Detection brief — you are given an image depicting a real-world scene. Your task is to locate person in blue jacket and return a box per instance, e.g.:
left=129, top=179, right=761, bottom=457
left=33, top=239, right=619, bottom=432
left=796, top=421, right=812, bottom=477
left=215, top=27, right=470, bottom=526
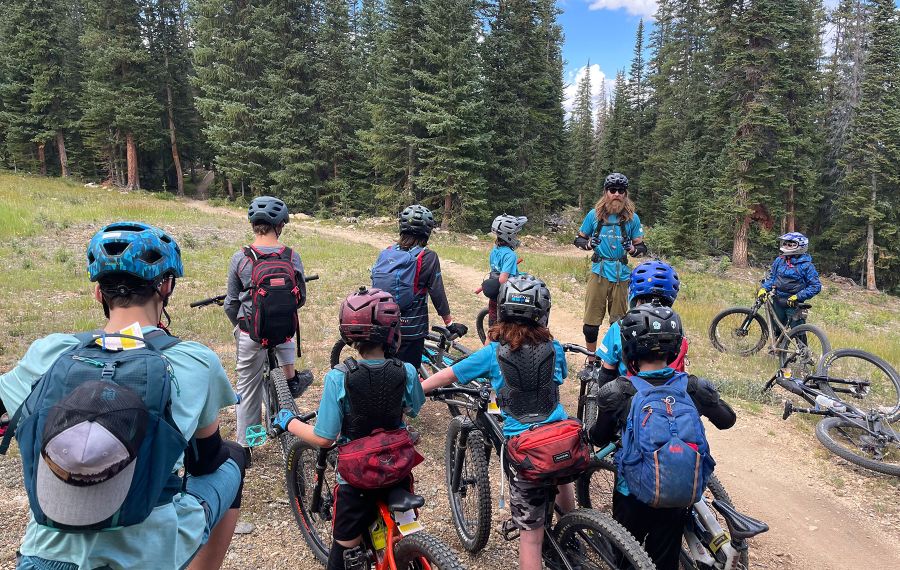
left=758, top=232, right=822, bottom=329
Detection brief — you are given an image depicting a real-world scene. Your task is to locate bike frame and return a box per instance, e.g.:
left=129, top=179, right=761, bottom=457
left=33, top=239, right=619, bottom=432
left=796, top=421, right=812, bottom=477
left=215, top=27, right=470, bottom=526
left=745, top=296, right=809, bottom=354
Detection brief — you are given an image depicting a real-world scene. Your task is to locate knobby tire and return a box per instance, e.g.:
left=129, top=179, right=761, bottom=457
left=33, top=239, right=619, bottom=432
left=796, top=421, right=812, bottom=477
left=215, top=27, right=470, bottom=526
left=708, top=307, right=768, bottom=356
left=777, top=324, right=831, bottom=380
left=553, top=508, right=656, bottom=570
left=815, top=348, right=900, bottom=422
left=393, top=532, right=468, bottom=570
left=445, top=415, right=492, bottom=553
left=815, top=416, right=900, bottom=477
left=286, top=440, right=334, bottom=563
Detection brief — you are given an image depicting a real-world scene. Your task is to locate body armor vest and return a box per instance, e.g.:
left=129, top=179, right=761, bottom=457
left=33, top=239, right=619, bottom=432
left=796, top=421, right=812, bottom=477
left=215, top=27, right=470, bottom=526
left=496, top=341, right=559, bottom=424
left=340, top=358, right=407, bottom=440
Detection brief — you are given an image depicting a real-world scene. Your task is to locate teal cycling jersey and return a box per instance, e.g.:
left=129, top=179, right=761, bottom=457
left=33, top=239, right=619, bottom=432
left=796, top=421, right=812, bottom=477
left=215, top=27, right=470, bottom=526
left=596, top=321, right=628, bottom=376
left=489, top=245, right=519, bottom=276
left=578, top=210, right=644, bottom=282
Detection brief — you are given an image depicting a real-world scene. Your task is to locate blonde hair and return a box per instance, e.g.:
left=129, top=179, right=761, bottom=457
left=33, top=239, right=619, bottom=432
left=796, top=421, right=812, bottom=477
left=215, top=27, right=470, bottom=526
left=593, top=192, right=635, bottom=223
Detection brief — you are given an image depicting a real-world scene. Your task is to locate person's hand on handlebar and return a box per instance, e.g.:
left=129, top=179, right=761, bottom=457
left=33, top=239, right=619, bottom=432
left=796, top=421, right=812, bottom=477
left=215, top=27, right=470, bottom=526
left=447, top=322, right=468, bottom=338
left=272, top=409, right=300, bottom=436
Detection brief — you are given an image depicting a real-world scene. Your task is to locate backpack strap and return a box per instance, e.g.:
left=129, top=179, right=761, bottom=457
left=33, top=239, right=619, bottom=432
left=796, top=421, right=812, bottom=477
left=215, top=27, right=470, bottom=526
left=144, top=330, right=181, bottom=352
left=413, top=247, right=428, bottom=295
left=0, top=404, right=23, bottom=454
left=628, top=375, right=654, bottom=394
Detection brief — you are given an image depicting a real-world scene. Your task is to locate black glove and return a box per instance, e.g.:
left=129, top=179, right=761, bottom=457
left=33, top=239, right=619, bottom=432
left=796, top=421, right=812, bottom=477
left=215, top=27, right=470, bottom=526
left=589, top=236, right=601, bottom=248
left=447, top=322, right=468, bottom=338
left=630, top=242, right=648, bottom=257
left=573, top=236, right=591, bottom=250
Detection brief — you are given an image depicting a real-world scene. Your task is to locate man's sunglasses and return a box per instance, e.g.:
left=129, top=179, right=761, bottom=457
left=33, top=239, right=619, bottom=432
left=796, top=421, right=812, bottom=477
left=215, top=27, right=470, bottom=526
left=606, top=187, right=627, bottom=195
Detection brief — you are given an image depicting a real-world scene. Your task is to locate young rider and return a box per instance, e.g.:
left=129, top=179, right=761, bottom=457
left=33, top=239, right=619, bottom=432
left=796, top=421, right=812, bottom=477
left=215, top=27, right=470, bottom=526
left=0, top=222, right=246, bottom=570
left=373, top=204, right=466, bottom=370
left=595, top=260, right=686, bottom=387
left=758, top=232, right=821, bottom=329
left=272, top=287, right=425, bottom=570
left=224, top=196, right=309, bottom=457
left=480, top=214, right=527, bottom=331
left=422, top=275, right=576, bottom=570
left=573, top=173, right=646, bottom=374
left=589, top=304, right=736, bottom=570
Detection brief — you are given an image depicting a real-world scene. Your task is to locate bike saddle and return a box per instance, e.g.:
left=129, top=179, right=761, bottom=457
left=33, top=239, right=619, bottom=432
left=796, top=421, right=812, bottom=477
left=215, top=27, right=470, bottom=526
left=386, top=487, right=425, bottom=512
left=712, top=500, right=769, bottom=540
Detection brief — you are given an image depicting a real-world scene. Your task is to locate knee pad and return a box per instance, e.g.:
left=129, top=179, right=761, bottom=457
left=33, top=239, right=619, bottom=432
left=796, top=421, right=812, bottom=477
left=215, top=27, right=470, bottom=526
left=223, top=440, right=247, bottom=509
left=583, top=324, right=600, bottom=344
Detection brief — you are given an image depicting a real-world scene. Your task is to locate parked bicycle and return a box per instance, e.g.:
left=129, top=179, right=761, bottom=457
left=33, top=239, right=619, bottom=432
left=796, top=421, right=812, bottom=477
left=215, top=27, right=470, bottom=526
left=431, top=385, right=656, bottom=569
left=708, top=293, right=830, bottom=378
left=763, top=348, right=900, bottom=476
left=281, top=415, right=467, bottom=569
left=190, top=273, right=318, bottom=456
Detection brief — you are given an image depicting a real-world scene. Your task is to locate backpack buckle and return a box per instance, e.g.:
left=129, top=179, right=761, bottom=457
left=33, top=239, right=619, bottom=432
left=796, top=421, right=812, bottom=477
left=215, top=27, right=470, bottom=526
left=101, top=362, right=117, bottom=381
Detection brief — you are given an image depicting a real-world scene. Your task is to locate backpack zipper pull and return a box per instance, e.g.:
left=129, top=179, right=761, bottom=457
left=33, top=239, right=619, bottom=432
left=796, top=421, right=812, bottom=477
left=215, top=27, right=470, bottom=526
left=72, top=355, right=105, bottom=367
left=641, top=405, right=653, bottom=427
left=663, top=396, right=675, bottom=416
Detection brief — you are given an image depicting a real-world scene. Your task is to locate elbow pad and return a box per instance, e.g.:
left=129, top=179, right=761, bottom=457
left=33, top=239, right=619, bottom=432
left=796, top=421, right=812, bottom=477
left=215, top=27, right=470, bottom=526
left=185, top=429, right=230, bottom=477
left=597, top=365, right=619, bottom=387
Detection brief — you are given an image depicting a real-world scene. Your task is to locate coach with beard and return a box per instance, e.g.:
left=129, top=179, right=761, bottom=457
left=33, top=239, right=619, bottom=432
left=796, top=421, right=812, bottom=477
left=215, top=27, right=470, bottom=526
left=573, top=173, right=647, bottom=370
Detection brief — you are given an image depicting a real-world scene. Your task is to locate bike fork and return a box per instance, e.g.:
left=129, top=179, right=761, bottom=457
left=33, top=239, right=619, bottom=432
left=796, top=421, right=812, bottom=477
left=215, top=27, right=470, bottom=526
left=450, top=427, right=470, bottom=493
left=310, top=449, right=329, bottom=513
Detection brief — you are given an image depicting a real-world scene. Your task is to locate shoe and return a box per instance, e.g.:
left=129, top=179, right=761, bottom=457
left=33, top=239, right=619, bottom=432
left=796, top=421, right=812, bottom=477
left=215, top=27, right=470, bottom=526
left=288, top=370, right=314, bottom=398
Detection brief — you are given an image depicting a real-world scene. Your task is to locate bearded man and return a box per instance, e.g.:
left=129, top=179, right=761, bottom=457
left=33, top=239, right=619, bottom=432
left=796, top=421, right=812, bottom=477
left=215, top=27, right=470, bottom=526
left=573, top=173, right=647, bottom=371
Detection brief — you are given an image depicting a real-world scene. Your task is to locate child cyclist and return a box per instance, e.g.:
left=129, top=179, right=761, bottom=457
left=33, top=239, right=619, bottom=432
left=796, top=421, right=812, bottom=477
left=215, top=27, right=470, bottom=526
left=224, top=196, right=310, bottom=458
left=272, top=287, right=425, bottom=570
left=590, top=304, right=736, bottom=570
left=0, top=222, right=246, bottom=570
left=372, top=204, right=466, bottom=370
left=479, top=215, right=528, bottom=330
left=758, top=232, right=821, bottom=330
left=593, top=260, right=686, bottom=386
left=423, top=274, right=587, bottom=570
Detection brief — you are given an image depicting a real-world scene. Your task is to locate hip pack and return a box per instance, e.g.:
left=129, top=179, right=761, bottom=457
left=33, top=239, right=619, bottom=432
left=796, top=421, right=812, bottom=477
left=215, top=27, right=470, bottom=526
left=617, top=372, right=714, bottom=508
left=337, top=428, right=423, bottom=490
left=506, top=419, right=592, bottom=482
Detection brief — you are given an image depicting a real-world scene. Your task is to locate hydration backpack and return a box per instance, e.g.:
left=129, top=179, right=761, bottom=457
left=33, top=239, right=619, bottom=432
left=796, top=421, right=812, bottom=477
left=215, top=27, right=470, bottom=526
left=242, top=246, right=300, bottom=347
left=371, top=245, right=426, bottom=312
left=1, top=331, right=187, bottom=532
left=617, top=372, right=714, bottom=508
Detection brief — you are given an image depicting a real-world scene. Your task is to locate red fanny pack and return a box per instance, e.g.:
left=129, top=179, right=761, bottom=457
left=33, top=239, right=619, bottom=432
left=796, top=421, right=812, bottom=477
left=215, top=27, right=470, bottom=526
left=506, top=419, right=592, bottom=482
left=337, top=428, right=424, bottom=490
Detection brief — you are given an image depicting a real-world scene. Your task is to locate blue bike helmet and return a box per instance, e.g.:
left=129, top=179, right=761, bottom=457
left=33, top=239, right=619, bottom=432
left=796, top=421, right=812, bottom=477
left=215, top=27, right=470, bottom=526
left=778, top=232, right=808, bottom=255
left=87, top=221, right=184, bottom=283
left=628, top=260, right=680, bottom=308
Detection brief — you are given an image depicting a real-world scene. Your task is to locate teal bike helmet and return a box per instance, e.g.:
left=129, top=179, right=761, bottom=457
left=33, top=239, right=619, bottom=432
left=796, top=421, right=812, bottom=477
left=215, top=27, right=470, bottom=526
left=87, top=221, right=184, bottom=284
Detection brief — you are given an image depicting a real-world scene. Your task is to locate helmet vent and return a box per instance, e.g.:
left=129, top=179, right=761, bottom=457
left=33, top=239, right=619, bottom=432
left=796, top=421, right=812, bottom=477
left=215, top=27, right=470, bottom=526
left=139, top=249, right=163, bottom=264
left=102, top=242, right=129, bottom=256
left=105, top=223, right=146, bottom=233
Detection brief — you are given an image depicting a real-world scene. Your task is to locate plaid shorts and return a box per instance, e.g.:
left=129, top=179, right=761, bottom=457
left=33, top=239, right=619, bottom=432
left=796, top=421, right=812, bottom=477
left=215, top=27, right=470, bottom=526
left=509, top=475, right=554, bottom=531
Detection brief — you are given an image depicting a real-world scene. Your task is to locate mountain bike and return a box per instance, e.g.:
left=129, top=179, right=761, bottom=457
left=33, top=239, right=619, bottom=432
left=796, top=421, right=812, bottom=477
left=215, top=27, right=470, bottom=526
left=190, top=273, right=318, bottom=457
left=763, top=348, right=900, bottom=476
left=431, top=385, right=656, bottom=569
left=282, top=415, right=467, bottom=569
left=708, top=294, right=830, bottom=378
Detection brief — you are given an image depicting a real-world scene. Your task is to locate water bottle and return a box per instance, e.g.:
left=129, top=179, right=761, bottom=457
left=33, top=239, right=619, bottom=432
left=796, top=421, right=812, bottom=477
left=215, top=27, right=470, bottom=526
left=815, top=394, right=846, bottom=413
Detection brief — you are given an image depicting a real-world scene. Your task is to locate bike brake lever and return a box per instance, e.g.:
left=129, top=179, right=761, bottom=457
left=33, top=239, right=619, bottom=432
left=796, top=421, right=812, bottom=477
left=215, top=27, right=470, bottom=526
left=782, top=400, right=794, bottom=420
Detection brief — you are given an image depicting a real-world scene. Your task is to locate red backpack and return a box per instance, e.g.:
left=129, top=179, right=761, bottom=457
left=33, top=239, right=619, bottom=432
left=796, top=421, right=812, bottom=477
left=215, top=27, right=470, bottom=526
left=241, top=246, right=300, bottom=347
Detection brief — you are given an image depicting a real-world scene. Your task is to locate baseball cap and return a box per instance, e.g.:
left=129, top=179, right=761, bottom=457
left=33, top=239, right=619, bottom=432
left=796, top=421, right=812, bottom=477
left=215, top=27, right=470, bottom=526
left=36, top=380, right=148, bottom=527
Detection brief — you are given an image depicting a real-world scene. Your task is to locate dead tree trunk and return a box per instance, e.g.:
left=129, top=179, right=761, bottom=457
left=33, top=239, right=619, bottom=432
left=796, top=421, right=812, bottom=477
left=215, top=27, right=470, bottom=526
left=442, top=192, right=452, bottom=230
left=164, top=55, right=185, bottom=197
left=125, top=132, right=140, bottom=190
left=37, top=143, right=47, bottom=176
left=785, top=185, right=795, bottom=232
left=732, top=187, right=750, bottom=267
left=226, top=178, right=235, bottom=200
left=865, top=174, right=877, bottom=291
left=56, top=131, right=69, bottom=177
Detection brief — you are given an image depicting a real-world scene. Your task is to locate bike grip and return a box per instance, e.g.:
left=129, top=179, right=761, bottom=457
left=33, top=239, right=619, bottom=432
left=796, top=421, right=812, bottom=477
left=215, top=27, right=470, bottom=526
left=298, top=411, right=317, bottom=423
left=190, top=297, right=215, bottom=308
left=304, top=274, right=319, bottom=282
left=595, top=443, right=617, bottom=461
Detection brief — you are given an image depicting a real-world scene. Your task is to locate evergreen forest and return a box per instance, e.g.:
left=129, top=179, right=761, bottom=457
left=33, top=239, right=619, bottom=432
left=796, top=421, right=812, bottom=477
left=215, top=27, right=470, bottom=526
left=0, top=0, right=898, bottom=292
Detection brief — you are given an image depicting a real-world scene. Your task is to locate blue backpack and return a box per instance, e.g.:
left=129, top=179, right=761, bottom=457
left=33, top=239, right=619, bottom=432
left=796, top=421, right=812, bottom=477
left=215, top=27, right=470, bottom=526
left=0, top=331, right=188, bottom=532
left=371, top=245, right=426, bottom=311
left=616, top=372, right=714, bottom=508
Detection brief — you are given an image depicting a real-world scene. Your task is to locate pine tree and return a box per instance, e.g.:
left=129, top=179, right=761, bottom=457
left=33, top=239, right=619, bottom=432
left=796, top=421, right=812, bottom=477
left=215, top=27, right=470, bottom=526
left=833, top=0, right=900, bottom=291
left=568, top=65, right=595, bottom=210
left=599, top=70, right=630, bottom=178
left=412, top=0, right=488, bottom=228
left=626, top=20, right=651, bottom=216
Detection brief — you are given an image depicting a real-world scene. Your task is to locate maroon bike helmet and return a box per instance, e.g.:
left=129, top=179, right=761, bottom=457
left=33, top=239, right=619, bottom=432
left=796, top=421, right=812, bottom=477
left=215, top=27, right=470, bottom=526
left=339, top=287, right=402, bottom=354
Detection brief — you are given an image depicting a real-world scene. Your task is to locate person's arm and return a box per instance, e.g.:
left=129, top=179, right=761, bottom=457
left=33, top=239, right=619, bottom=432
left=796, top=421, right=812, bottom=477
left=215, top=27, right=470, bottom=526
left=223, top=253, right=244, bottom=326
left=688, top=376, right=737, bottom=430
left=574, top=211, right=595, bottom=250
left=797, top=261, right=822, bottom=301
left=423, top=344, right=493, bottom=393
left=282, top=370, right=342, bottom=447
left=588, top=381, right=628, bottom=446
left=626, top=215, right=647, bottom=256
left=292, top=250, right=307, bottom=308
left=403, top=363, right=426, bottom=417
left=498, top=272, right=510, bottom=285
left=420, top=251, right=453, bottom=322
left=420, top=366, right=458, bottom=394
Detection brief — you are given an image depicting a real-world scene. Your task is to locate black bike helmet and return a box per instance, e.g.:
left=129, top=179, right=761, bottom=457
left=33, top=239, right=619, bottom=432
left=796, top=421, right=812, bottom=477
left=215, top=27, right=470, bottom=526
left=248, top=196, right=290, bottom=225
left=603, top=173, right=629, bottom=190
left=399, top=204, right=435, bottom=237
left=497, top=274, right=552, bottom=326
left=620, top=303, right=683, bottom=373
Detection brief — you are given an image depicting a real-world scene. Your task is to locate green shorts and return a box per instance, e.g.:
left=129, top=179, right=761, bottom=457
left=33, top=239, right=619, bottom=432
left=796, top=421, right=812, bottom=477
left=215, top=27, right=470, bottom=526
left=584, top=272, right=627, bottom=326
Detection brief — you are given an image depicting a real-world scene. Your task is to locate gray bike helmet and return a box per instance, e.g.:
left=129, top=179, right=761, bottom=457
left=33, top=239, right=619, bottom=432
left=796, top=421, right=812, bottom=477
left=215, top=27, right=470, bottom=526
left=498, top=274, right=552, bottom=326
left=603, top=172, right=629, bottom=190
left=399, top=204, right=435, bottom=237
left=248, top=196, right=290, bottom=225
left=492, top=214, right=528, bottom=249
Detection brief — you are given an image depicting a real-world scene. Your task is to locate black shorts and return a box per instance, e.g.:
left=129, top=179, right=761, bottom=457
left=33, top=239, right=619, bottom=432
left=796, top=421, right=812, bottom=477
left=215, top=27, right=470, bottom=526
left=332, top=477, right=413, bottom=541
left=394, top=337, right=426, bottom=373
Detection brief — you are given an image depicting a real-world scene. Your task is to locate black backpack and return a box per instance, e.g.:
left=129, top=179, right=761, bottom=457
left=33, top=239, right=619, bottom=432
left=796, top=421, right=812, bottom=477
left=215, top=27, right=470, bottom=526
left=241, top=246, right=300, bottom=347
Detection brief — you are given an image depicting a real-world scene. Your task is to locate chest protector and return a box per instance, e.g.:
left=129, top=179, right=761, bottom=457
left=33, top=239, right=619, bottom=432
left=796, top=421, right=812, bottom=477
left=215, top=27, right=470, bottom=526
left=496, top=342, right=559, bottom=424
left=340, top=358, right=407, bottom=441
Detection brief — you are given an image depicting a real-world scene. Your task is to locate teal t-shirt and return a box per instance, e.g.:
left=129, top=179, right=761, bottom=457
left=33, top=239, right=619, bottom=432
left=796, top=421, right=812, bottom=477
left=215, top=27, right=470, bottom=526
left=489, top=245, right=519, bottom=277
left=578, top=210, right=644, bottom=282
left=450, top=341, right=569, bottom=437
left=596, top=321, right=628, bottom=376
left=0, top=326, right=238, bottom=570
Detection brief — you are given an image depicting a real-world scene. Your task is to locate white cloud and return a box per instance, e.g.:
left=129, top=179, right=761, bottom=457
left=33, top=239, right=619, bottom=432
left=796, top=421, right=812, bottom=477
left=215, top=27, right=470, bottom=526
left=563, top=63, right=608, bottom=118
left=587, top=0, right=658, bottom=18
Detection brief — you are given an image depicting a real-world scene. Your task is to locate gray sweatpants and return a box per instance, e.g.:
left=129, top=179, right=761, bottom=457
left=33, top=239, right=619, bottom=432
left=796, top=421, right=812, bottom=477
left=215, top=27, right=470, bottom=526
left=234, top=326, right=296, bottom=446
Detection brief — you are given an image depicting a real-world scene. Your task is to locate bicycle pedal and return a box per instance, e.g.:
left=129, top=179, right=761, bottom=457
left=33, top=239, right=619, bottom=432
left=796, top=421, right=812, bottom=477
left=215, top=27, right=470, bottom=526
left=245, top=424, right=267, bottom=448
left=501, top=519, right=520, bottom=541
left=343, top=546, right=367, bottom=570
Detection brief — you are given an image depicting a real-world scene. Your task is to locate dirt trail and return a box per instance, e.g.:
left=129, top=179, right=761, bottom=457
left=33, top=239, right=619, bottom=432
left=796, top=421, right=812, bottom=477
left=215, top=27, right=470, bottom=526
left=189, top=201, right=900, bottom=568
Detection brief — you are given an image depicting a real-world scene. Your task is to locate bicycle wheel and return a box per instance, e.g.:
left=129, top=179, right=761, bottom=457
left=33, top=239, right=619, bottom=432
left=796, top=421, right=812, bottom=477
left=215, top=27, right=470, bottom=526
left=476, top=307, right=489, bottom=344
left=394, top=531, right=467, bottom=569
left=815, top=416, right=900, bottom=476
left=269, top=364, right=299, bottom=457
left=553, top=508, right=655, bottom=569
left=582, top=379, right=600, bottom=431
left=777, top=324, right=831, bottom=381
left=708, top=308, right=768, bottom=356
left=329, top=339, right=349, bottom=368
left=445, top=415, right=492, bottom=553
left=574, top=454, right=616, bottom=512
left=816, top=348, right=900, bottom=422
left=286, top=439, right=336, bottom=563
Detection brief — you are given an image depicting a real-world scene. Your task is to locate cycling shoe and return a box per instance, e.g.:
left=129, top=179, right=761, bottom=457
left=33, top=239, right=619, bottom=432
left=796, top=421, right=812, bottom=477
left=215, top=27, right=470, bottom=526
left=288, top=369, right=314, bottom=398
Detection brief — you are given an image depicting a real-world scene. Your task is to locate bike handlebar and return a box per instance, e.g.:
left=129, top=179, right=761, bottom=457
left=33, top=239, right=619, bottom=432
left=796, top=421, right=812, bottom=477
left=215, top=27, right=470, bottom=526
left=190, top=274, right=319, bottom=308
left=562, top=343, right=593, bottom=357
left=430, top=385, right=489, bottom=400
left=298, top=411, right=317, bottom=423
